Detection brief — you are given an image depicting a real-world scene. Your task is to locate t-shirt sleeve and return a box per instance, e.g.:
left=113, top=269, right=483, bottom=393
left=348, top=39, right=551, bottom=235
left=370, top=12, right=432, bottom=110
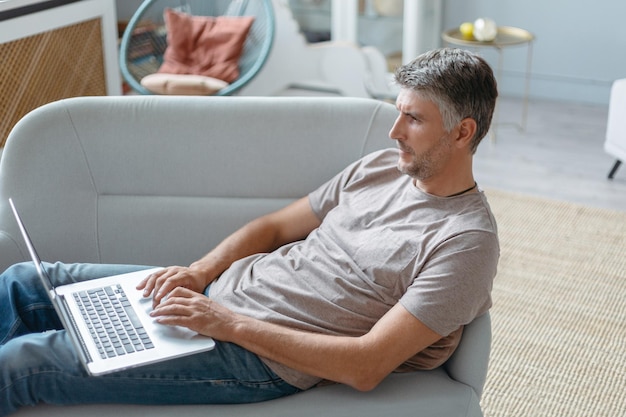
left=399, top=230, right=499, bottom=337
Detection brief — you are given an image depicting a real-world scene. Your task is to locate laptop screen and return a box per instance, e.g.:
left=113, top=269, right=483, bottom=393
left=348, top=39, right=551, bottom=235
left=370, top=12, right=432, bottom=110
left=9, top=198, right=57, bottom=296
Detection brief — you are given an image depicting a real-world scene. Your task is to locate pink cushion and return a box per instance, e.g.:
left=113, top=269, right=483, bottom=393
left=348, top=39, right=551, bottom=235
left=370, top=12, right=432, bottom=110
left=158, top=8, right=255, bottom=83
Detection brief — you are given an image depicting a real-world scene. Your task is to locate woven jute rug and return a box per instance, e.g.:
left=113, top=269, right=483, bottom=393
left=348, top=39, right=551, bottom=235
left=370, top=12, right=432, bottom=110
left=481, top=189, right=626, bottom=417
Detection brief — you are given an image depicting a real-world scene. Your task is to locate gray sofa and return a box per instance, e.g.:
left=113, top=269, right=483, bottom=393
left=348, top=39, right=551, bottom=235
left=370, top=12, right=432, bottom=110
left=0, top=96, right=490, bottom=417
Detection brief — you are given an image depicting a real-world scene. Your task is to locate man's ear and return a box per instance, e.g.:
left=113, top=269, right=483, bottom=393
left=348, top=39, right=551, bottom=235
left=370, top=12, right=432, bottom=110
left=455, top=118, right=477, bottom=149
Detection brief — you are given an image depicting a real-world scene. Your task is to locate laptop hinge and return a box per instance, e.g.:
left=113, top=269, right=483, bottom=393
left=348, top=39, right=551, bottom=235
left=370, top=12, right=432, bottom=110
left=59, top=293, right=93, bottom=364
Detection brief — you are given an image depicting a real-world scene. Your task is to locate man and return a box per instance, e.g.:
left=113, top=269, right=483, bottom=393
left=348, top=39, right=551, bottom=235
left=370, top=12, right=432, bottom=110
left=0, top=48, right=499, bottom=415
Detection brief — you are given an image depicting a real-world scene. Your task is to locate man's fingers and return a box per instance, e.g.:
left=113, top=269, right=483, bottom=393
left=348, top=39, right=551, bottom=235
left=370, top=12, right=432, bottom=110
left=136, top=270, right=160, bottom=292
left=137, top=268, right=169, bottom=294
left=150, top=285, right=189, bottom=309
left=151, top=293, right=195, bottom=320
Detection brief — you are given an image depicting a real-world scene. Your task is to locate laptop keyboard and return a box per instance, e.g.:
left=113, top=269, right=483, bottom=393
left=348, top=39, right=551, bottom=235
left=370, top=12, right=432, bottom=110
left=73, top=285, right=154, bottom=359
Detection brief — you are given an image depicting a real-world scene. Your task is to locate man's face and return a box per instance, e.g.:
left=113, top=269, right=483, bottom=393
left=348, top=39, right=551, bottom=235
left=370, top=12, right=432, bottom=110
left=389, top=89, right=454, bottom=181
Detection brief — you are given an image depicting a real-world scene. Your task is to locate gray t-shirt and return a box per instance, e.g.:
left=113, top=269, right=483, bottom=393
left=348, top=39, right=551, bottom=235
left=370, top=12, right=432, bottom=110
left=209, top=149, right=499, bottom=389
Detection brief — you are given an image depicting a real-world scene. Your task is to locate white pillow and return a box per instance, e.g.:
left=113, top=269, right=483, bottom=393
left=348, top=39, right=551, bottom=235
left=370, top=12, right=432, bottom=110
left=140, top=73, right=229, bottom=95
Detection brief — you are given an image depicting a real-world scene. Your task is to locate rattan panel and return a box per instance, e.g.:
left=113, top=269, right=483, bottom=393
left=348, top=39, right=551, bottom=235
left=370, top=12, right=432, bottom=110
left=0, top=18, right=106, bottom=148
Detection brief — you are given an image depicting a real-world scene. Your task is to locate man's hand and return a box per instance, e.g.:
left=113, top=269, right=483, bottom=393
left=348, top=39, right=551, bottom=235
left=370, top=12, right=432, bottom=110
left=136, top=266, right=210, bottom=309
left=149, top=287, right=237, bottom=340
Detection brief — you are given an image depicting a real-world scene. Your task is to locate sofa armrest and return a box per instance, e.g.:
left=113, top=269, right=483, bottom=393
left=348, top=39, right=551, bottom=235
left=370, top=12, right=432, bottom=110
left=444, top=313, right=492, bottom=399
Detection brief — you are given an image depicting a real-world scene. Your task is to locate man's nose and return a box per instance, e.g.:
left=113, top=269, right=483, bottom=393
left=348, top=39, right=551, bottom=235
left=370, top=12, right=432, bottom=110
left=389, top=118, right=403, bottom=141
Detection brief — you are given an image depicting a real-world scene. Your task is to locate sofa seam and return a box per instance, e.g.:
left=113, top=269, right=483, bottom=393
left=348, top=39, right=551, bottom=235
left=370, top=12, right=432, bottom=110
left=62, top=102, right=103, bottom=263
left=0, top=230, right=26, bottom=261
left=359, top=101, right=384, bottom=157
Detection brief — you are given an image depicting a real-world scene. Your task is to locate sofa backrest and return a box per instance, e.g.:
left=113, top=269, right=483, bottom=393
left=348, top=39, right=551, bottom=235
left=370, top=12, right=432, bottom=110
left=0, top=96, right=396, bottom=269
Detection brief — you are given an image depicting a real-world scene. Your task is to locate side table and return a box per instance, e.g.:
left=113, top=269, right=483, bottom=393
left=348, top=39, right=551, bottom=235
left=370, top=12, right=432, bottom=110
left=442, top=26, right=534, bottom=140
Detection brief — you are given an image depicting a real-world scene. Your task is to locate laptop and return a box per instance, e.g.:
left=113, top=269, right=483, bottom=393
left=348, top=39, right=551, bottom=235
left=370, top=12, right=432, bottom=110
left=9, top=198, right=215, bottom=376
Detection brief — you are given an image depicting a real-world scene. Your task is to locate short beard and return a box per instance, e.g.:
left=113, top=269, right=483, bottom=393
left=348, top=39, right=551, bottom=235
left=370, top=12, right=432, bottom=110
left=397, top=134, right=452, bottom=181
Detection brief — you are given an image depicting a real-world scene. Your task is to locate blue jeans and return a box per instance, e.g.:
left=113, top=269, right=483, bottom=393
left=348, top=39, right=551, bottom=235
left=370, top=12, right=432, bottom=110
left=0, top=262, right=300, bottom=416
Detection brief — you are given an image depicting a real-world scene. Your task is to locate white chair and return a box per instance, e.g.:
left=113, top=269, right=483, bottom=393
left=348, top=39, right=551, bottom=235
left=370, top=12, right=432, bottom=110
left=605, top=79, right=626, bottom=179
left=236, top=0, right=396, bottom=99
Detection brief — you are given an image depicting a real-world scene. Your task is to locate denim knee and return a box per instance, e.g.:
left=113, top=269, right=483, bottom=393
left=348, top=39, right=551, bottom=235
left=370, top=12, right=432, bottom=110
left=1, top=262, right=41, bottom=286
left=0, top=330, right=84, bottom=415
left=0, top=262, right=62, bottom=344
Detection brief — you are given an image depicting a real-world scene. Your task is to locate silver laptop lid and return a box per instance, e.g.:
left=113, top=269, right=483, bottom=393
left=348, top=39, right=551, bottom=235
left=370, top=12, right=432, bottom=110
left=9, top=198, right=57, bottom=296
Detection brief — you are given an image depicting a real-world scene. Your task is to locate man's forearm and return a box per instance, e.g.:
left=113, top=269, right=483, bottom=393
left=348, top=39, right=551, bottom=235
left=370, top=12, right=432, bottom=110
left=230, top=314, right=381, bottom=391
left=225, top=303, right=440, bottom=392
left=153, top=290, right=384, bottom=390
left=190, top=197, right=321, bottom=286
left=189, top=216, right=283, bottom=284
left=151, top=289, right=440, bottom=392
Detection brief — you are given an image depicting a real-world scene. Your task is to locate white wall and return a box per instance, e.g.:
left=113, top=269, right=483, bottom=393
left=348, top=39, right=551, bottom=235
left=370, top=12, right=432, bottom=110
left=443, top=0, right=626, bottom=105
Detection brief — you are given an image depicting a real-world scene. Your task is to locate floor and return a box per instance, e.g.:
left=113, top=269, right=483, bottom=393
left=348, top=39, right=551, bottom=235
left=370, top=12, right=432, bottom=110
left=473, top=96, right=626, bottom=212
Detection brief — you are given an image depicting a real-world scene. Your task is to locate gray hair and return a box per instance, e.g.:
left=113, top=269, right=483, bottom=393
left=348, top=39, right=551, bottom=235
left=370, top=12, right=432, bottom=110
left=394, top=48, right=498, bottom=153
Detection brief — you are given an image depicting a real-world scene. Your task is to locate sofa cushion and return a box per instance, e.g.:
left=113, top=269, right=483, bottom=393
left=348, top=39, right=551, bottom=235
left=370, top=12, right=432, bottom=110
left=11, top=368, right=483, bottom=417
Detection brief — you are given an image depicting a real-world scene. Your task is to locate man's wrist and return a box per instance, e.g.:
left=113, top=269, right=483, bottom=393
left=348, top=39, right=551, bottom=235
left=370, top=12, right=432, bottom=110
left=189, top=259, right=225, bottom=286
